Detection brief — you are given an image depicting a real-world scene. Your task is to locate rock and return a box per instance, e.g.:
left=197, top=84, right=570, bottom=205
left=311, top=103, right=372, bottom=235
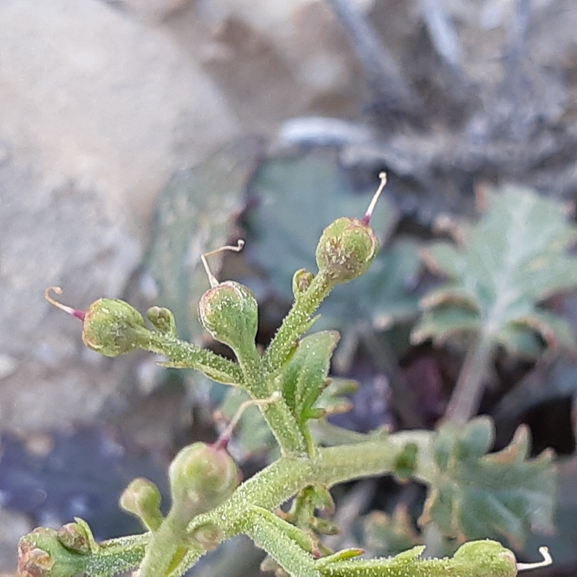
left=0, top=0, right=239, bottom=226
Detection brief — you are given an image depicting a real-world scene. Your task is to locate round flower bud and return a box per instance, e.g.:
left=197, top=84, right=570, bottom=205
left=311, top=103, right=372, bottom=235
left=169, top=442, right=241, bottom=521
left=82, top=298, right=149, bottom=357
left=120, top=478, right=163, bottom=532
left=56, top=520, right=95, bottom=555
left=315, top=217, right=379, bottom=284
left=292, top=269, right=315, bottom=298
left=198, top=281, right=258, bottom=352
left=147, top=306, right=177, bottom=337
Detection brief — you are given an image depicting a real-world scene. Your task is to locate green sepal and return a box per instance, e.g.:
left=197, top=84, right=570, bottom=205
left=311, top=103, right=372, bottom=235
left=293, top=269, right=315, bottom=298
left=315, top=548, right=364, bottom=567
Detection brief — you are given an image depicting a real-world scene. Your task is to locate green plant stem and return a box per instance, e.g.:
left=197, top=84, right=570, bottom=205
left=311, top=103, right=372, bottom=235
left=264, top=272, right=333, bottom=374
left=261, top=398, right=308, bottom=456
left=174, top=431, right=434, bottom=574
left=443, top=332, right=494, bottom=425
left=73, top=534, right=149, bottom=576
left=142, top=332, right=244, bottom=385
left=84, top=431, right=433, bottom=576
left=137, top=509, right=200, bottom=577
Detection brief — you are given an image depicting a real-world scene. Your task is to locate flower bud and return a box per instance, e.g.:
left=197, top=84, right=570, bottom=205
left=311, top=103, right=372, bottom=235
left=82, top=298, right=149, bottom=357
left=198, top=281, right=258, bottom=352
left=292, top=269, right=315, bottom=298
left=56, top=519, right=97, bottom=555
left=147, top=306, right=177, bottom=337
left=315, top=217, right=379, bottom=284
left=120, top=478, right=164, bottom=532
left=169, top=442, right=241, bottom=521
left=191, top=522, right=223, bottom=550
left=18, top=527, right=85, bottom=576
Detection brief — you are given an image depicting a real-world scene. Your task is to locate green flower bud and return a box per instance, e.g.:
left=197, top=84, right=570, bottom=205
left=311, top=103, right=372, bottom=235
left=82, top=298, right=149, bottom=357
left=147, top=306, right=177, bottom=337
left=169, top=442, right=241, bottom=521
left=56, top=519, right=97, bottom=555
left=315, top=217, right=379, bottom=284
left=120, top=478, right=164, bottom=532
left=198, top=281, right=258, bottom=352
left=292, top=269, right=315, bottom=298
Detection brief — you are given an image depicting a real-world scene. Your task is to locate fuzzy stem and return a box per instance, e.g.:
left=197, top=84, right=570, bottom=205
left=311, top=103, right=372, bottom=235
left=146, top=327, right=308, bottom=456
left=142, top=332, right=244, bottom=386
left=443, top=333, right=494, bottom=425
left=42, top=432, right=433, bottom=576
left=260, top=398, right=308, bottom=456
left=264, top=272, right=333, bottom=374
left=67, top=533, right=149, bottom=575
left=136, top=509, right=199, bottom=577
left=173, top=431, right=434, bottom=574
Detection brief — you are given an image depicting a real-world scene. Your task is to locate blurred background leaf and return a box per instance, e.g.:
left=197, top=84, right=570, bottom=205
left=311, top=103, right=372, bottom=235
left=420, top=417, right=555, bottom=548
left=145, top=139, right=262, bottom=343
left=413, top=185, right=577, bottom=357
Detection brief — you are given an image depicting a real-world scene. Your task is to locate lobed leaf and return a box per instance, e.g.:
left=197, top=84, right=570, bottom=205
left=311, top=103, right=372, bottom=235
left=420, top=417, right=556, bottom=547
left=276, top=331, right=340, bottom=438
left=413, top=184, right=577, bottom=356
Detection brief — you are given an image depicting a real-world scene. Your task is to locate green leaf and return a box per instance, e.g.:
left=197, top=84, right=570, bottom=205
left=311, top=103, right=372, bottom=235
left=420, top=417, right=555, bottom=547
left=276, top=331, right=340, bottom=437
left=413, top=184, right=577, bottom=356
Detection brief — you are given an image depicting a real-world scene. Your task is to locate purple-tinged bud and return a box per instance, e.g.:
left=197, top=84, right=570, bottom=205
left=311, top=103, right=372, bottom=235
left=17, top=527, right=87, bottom=576
left=120, top=478, right=164, bottom=532
left=147, top=306, right=177, bottom=337
left=56, top=519, right=97, bottom=555
left=293, top=269, right=315, bottom=298
left=169, top=442, right=241, bottom=521
left=18, top=545, right=54, bottom=576
left=315, top=217, right=379, bottom=284
left=198, top=281, right=258, bottom=352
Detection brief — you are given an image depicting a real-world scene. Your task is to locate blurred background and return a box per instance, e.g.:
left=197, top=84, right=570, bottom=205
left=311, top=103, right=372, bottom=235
left=1, top=0, right=577, bottom=573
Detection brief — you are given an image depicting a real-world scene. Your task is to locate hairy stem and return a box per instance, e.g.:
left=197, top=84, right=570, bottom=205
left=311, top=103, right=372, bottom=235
left=142, top=332, right=244, bottom=385
left=172, top=431, right=434, bottom=574
left=264, top=272, right=333, bottom=374
left=136, top=509, right=199, bottom=577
